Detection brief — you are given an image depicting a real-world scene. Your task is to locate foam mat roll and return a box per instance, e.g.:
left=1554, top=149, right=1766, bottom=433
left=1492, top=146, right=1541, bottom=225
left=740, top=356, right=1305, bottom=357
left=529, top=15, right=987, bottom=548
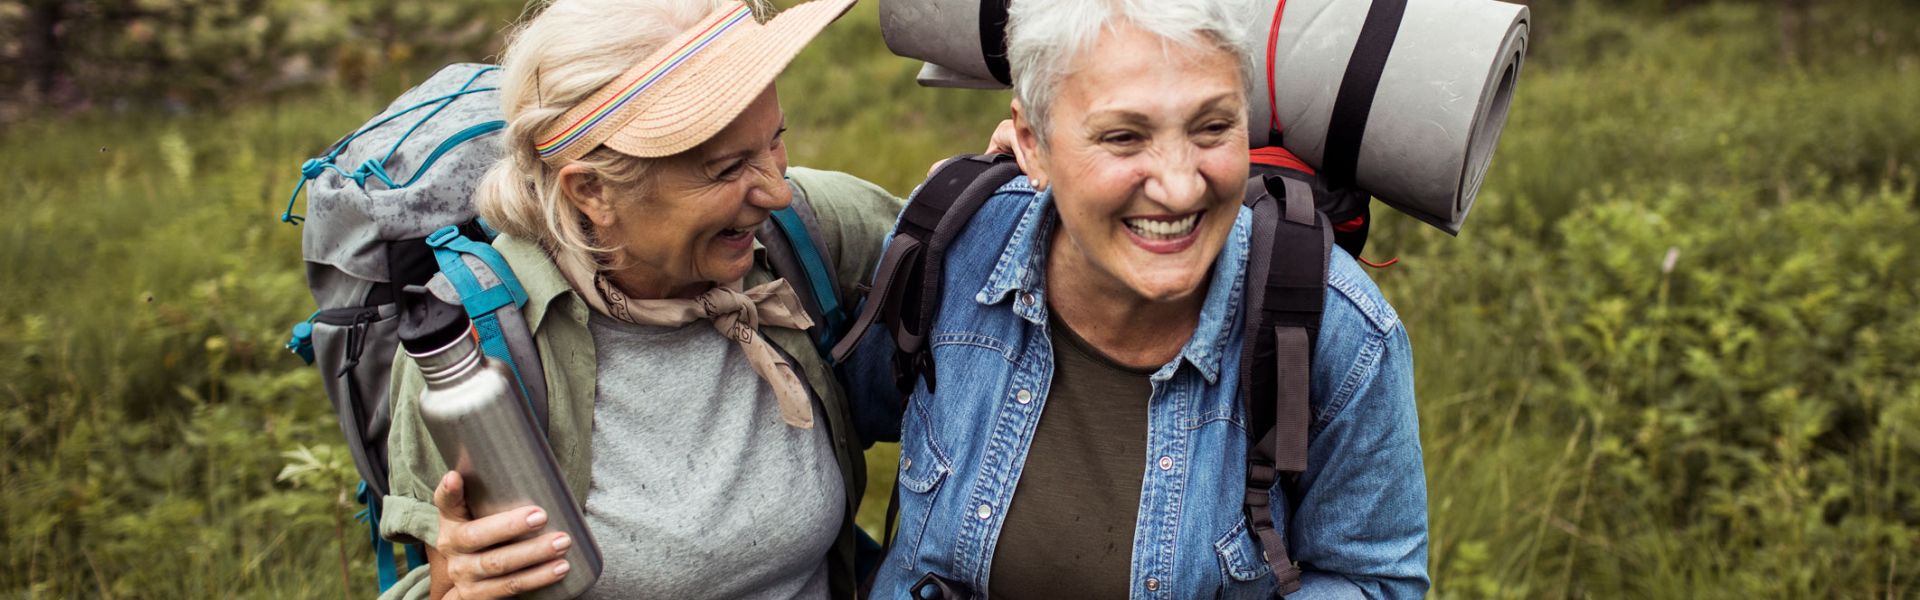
left=879, top=0, right=1528, bottom=234
left=1250, top=0, right=1529, bottom=233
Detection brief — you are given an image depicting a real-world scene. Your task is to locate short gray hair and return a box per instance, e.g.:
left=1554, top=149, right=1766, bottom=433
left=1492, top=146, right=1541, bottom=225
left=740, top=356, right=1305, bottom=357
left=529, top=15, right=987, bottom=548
left=1006, top=0, right=1257, bottom=145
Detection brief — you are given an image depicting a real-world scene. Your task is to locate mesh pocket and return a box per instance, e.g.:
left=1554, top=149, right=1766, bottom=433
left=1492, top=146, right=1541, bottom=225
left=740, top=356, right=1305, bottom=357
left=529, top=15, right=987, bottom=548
left=311, top=303, right=402, bottom=498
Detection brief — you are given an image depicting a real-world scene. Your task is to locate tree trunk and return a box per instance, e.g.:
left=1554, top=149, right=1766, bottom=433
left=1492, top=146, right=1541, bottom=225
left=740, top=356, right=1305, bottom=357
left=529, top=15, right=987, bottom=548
left=20, top=1, right=66, bottom=103
left=1779, top=0, right=1810, bottom=65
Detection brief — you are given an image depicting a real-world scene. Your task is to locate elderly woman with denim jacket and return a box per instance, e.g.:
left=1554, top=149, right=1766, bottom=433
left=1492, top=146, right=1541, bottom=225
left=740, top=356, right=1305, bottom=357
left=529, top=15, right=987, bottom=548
left=857, top=0, right=1429, bottom=598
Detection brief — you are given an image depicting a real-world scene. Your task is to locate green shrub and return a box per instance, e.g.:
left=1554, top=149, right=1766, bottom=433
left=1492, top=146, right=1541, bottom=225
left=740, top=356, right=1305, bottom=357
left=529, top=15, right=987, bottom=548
left=2, top=0, right=1915, bottom=598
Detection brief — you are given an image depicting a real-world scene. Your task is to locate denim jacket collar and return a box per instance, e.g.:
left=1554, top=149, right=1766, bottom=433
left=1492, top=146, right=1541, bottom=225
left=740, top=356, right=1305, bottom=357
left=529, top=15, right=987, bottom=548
left=975, top=179, right=1253, bottom=386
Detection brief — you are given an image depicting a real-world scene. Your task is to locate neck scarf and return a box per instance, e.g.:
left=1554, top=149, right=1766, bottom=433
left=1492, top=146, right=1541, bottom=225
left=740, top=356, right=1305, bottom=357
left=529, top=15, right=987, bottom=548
left=558, top=255, right=818, bottom=428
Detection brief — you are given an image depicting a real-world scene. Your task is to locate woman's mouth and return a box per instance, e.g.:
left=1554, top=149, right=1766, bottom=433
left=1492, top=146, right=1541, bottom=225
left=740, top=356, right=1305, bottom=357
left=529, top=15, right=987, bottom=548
left=714, top=225, right=755, bottom=249
left=1122, top=211, right=1204, bottom=254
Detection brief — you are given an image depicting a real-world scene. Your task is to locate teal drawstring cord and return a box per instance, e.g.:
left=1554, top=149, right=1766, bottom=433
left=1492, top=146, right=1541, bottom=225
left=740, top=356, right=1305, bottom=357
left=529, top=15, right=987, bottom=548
left=279, top=66, right=501, bottom=226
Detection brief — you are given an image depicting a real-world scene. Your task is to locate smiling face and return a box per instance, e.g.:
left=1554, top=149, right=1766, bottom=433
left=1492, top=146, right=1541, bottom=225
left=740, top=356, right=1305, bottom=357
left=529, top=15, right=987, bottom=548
left=1014, top=22, right=1250, bottom=306
left=567, top=85, right=791, bottom=299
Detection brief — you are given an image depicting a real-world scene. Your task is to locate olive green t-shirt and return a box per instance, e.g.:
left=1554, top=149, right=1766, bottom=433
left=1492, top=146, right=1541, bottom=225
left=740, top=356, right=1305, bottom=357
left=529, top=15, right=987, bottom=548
left=988, top=314, right=1156, bottom=600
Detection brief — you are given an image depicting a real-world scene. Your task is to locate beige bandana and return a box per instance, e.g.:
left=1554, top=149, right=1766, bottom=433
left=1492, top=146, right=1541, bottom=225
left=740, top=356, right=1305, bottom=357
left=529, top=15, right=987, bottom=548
left=558, top=256, right=818, bottom=428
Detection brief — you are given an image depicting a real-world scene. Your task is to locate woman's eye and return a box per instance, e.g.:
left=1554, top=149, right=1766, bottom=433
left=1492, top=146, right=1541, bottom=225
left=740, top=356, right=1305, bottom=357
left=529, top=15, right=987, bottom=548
left=772, top=127, right=788, bottom=149
left=716, top=160, right=747, bottom=181
left=1101, top=131, right=1143, bottom=146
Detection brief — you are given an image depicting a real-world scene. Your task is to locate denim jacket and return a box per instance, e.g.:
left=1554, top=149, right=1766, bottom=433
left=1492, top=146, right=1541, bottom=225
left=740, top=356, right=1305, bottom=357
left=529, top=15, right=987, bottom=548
left=853, top=177, right=1429, bottom=599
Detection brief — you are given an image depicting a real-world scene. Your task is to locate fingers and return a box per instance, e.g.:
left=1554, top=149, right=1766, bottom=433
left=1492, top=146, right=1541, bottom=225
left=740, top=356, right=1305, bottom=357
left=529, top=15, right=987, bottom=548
left=985, top=119, right=1017, bottom=155
left=460, top=558, right=571, bottom=599
left=433, top=471, right=471, bottom=521
left=453, top=531, right=573, bottom=582
left=443, top=505, right=549, bottom=554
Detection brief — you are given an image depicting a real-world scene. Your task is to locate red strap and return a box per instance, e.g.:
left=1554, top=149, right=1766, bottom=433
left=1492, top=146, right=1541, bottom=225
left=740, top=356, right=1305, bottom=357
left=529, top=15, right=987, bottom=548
left=1251, top=147, right=1315, bottom=175
left=1358, top=255, right=1400, bottom=268
left=1266, top=0, right=1290, bottom=139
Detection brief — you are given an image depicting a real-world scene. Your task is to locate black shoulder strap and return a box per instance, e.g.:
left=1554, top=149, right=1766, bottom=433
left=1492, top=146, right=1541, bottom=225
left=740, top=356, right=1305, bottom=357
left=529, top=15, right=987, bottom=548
left=830, top=153, right=1022, bottom=396
left=1238, top=173, right=1332, bottom=596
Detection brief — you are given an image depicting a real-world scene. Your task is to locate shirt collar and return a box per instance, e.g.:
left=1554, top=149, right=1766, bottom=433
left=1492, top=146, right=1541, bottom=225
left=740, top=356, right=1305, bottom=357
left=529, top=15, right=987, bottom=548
left=975, top=181, right=1253, bottom=384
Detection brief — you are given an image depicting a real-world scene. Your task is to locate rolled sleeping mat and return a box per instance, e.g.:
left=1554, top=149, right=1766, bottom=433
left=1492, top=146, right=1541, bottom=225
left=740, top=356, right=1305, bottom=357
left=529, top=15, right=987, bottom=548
left=880, top=0, right=1013, bottom=88
left=1250, top=0, right=1528, bottom=234
left=879, top=0, right=1528, bottom=235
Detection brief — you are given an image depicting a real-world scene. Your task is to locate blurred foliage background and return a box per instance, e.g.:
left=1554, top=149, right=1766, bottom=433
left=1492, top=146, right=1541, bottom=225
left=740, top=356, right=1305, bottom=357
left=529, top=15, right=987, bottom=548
left=2, top=0, right=1916, bottom=597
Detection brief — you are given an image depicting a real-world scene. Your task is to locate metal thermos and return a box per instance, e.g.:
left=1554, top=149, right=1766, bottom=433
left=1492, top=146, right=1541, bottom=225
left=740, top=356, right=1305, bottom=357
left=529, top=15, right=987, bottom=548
left=400, top=288, right=601, bottom=598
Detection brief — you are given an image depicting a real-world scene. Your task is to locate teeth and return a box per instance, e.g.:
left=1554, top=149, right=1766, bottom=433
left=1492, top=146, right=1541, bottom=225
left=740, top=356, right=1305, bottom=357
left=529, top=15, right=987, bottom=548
left=1124, top=213, right=1200, bottom=240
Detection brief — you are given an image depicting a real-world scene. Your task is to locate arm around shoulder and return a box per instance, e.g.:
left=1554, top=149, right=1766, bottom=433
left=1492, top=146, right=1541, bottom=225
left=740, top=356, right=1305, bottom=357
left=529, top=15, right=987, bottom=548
left=785, top=166, right=906, bottom=301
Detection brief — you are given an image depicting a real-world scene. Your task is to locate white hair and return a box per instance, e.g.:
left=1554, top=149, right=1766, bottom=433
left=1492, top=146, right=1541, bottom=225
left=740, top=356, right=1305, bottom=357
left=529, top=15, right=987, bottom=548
left=477, top=0, right=769, bottom=278
left=1005, top=0, right=1257, bottom=146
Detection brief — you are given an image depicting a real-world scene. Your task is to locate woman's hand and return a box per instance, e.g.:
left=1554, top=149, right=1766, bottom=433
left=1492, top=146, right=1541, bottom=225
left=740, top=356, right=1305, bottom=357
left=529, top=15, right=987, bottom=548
left=428, top=471, right=572, bottom=600
left=927, top=119, right=1022, bottom=177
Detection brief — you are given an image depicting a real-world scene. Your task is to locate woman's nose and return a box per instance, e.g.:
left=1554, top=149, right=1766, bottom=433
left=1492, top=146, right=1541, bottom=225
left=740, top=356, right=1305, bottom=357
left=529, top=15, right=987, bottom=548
left=748, top=166, right=793, bottom=211
left=1142, top=146, right=1206, bottom=210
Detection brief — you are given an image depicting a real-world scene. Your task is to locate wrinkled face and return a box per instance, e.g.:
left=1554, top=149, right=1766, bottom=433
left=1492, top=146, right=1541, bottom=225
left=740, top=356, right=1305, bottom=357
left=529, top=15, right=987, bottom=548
left=595, top=86, right=790, bottom=298
left=1015, top=23, right=1249, bottom=304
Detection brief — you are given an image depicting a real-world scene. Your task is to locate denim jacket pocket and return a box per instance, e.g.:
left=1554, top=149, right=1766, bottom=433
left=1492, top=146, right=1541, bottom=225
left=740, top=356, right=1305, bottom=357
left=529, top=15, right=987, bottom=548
left=1214, top=516, right=1275, bottom=583
left=893, top=408, right=952, bottom=571
left=897, top=430, right=950, bottom=494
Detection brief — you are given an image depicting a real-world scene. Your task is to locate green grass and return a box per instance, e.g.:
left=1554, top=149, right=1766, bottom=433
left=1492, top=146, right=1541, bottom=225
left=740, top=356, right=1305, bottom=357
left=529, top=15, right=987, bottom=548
left=4, top=0, right=1917, bottom=597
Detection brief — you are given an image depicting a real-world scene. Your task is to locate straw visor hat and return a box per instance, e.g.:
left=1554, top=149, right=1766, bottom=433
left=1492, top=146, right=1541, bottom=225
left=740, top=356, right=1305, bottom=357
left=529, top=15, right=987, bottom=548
left=534, top=0, right=857, bottom=164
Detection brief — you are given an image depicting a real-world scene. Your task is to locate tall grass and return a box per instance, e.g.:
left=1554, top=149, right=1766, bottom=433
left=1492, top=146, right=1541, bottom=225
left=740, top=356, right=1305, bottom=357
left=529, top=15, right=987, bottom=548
left=2, top=0, right=1915, bottom=598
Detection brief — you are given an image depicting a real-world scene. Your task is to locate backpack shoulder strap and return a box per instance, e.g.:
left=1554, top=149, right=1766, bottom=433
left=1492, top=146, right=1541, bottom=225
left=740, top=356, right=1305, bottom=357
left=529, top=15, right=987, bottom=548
left=423, top=225, right=551, bottom=434
left=829, top=153, right=1022, bottom=396
left=761, top=181, right=849, bottom=357
left=1238, top=173, right=1332, bottom=596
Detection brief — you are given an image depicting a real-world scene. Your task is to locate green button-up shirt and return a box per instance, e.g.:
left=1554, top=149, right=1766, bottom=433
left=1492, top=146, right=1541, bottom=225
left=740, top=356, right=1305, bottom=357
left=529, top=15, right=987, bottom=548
left=379, top=167, right=902, bottom=599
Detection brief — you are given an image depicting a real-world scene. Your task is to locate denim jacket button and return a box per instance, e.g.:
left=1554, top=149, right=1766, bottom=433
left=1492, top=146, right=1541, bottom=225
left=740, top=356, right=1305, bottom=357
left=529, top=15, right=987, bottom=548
left=976, top=504, right=993, bottom=519
left=902, top=457, right=913, bottom=470
left=1019, top=291, right=1035, bottom=306
left=1157, top=456, right=1173, bottom=470
left=1015, top=389, right=1033, bottom=404
left=1145, top=577, right=1160, bottom=591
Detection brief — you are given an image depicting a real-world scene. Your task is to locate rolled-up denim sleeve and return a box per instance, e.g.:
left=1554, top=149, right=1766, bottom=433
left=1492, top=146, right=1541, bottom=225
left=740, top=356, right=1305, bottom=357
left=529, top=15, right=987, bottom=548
left=1284, top=322, right=1428, bottom=599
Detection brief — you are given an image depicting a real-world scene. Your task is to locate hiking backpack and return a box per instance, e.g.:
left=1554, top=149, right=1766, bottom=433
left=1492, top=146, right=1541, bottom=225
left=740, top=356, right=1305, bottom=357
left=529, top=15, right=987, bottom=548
left=278, top=62, right=853, bottom=594
left=833, top=152, right=1368, bottom=598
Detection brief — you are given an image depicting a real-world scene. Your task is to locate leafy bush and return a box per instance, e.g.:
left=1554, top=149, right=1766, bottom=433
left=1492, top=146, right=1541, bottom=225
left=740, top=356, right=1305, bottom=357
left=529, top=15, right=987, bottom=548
left=1, top=0, right=1914, bottom=598
left=0, top=0, right=525, bottom=113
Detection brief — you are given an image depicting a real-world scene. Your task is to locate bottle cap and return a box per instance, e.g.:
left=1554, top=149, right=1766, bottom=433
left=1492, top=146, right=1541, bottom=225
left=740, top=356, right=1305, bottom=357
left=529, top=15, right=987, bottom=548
left=399, top=284, right=471, bottom=355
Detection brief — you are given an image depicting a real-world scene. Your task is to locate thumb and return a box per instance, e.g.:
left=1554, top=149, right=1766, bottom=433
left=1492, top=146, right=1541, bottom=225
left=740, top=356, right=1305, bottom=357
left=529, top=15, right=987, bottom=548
left=432, top=470, right=472, bottom=522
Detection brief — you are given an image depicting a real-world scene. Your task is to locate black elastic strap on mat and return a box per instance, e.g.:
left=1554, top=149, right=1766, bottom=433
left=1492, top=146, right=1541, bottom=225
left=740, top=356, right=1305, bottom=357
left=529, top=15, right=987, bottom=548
left=1322, top=0, right=1407, bottom=186
left=1239, top=174, right=1332, bottom=596
left=979, top=0, right=1013, bottom=85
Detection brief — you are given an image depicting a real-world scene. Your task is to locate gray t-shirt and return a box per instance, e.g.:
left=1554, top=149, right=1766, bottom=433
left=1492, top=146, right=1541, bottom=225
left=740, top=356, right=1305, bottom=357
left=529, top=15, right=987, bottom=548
left=578, top=312, right=843, bottom=600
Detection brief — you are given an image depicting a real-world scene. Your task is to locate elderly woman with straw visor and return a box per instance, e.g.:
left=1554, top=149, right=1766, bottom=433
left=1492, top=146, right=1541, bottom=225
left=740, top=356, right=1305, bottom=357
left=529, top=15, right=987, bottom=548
left=854, top=0, right=1429, bottom=598
left=376, top=0, right=916, bottom=598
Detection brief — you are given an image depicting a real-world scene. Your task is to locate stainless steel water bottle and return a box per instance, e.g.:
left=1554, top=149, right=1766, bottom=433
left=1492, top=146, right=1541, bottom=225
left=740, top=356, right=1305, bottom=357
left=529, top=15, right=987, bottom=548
left=400, top=288, right=601, bottom=598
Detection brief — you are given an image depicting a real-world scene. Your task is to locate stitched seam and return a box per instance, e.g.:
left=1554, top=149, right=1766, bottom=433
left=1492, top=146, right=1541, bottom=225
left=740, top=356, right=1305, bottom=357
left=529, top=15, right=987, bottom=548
left=1326, top=267, right=1400, bottom=334
left=1314, top=331, right=1388, bottom=436
left=931, top=332, right=1017, bottom=362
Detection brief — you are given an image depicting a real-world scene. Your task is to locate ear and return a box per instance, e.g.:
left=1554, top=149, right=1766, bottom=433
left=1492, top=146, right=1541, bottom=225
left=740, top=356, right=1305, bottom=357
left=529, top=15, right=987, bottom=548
left=557, top=164, right=615, bottom=228
left=1009, top=98, right=1049, bottom=191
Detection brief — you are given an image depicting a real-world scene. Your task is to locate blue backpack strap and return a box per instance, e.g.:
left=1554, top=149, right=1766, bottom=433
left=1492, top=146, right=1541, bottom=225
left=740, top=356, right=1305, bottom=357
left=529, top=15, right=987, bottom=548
left=768, top=206, right=846, bottom=355
left=424, top=226, right=541, bottom=422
